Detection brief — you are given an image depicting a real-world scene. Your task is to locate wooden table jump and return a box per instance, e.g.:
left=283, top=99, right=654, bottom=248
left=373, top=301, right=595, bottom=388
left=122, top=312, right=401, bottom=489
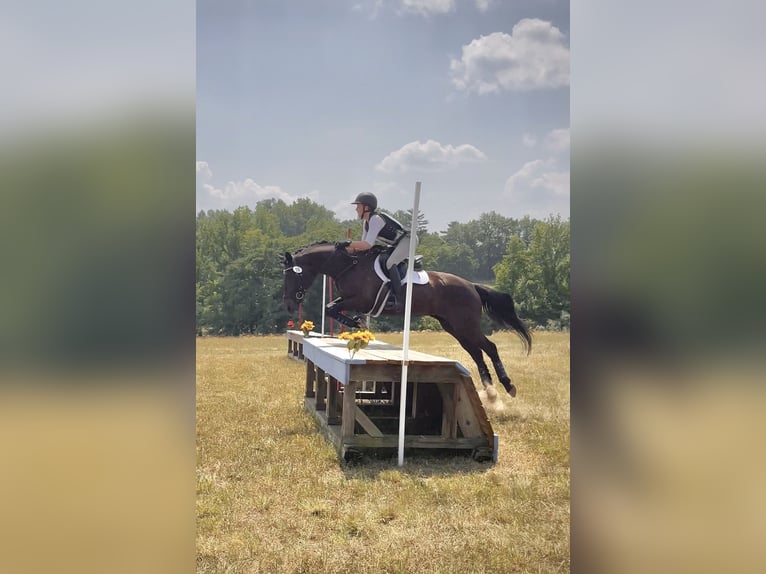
left=293, top=334, right=498, bottom=462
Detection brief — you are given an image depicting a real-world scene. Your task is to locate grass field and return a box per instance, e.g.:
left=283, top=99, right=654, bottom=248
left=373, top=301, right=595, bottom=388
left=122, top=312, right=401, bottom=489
left=197, top=330, right=569, bottom=573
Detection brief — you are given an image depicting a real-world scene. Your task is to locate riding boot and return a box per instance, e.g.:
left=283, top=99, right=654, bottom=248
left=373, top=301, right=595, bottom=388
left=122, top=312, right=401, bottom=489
left=388, top=266, right=404, bottom=313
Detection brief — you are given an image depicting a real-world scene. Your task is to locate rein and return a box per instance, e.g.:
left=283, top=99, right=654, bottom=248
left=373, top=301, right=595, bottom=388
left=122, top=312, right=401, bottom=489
left=285, top=247, right=361, bottom=302
left=319, top=249, right=359, bottom=280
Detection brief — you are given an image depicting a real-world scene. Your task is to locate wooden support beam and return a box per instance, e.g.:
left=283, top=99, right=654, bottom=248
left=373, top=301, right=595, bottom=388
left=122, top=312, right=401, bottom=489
left=305, top=361, right=316, bottom=398
left=354, top=406, right=384, bottom=438
left=437, top=383, right=457, bottom=439
left=454, top=383, right=482, bottom=438
left=459, top=375, right=494, bottom=442
left=327, top=376, right=341, bottom=425
left=315, top=367, right=327, bottom=411
left=342, top=381, right=357, bottom=439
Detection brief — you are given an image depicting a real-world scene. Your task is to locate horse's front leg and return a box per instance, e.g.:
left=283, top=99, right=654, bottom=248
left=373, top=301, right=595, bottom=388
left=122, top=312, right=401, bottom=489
left=326, top=297, right=362, bottom=329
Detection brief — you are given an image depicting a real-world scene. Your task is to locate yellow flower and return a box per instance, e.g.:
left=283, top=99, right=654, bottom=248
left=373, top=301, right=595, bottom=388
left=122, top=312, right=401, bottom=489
left=300, top=320, right=314, bottom=335
left=337, top=329, right=375, bottom=357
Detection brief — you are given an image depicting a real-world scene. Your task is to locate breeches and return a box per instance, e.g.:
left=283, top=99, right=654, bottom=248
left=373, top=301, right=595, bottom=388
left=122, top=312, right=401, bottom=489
left=386, top=236, right=418, bottom=269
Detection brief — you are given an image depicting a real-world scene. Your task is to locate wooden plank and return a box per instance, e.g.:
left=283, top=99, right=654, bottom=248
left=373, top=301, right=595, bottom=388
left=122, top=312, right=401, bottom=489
left=305, top=361, right=316, bottom=398
left=327, top=376, right=341, bottom=425
left=342, top=382, right=357, bottom=439
left=305, top=338, right=457, bottom=364
left=345, top=435, right=487, bottom=449
left=348, top=363, right=464, bottom=384
left=301, top=336, right=471, bottom=385
left=437, top=383, right=457, bottom=439
left=301, top=339, right=358, bottom=383
left=454, top=383, right=483, bottom=438
left=354, top=406, right=384, bottom=437
left=459, top=375, right=494, bottom=441
left=351, top=349, right=458, bottom=366
left=315, top=367, right=327, bottom=411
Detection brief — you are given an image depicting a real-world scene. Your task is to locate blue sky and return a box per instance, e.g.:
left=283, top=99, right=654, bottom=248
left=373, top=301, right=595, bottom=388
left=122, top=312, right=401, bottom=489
left=197, top=0, right=570, bottom=232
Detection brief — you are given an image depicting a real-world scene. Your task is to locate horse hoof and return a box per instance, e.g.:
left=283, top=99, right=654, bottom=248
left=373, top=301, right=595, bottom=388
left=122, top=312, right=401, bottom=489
left=485, top=385, right=498, bottom=401
left=498, top=377, right=516, bottom=397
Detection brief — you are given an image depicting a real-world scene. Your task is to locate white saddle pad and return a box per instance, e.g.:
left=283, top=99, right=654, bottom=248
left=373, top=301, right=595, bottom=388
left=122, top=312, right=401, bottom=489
left=374, top=255, right=429, bottom=284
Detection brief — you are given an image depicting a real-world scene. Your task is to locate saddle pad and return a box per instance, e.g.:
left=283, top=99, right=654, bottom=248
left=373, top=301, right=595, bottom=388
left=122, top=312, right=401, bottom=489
left=374, top=255, right=429, bottom=284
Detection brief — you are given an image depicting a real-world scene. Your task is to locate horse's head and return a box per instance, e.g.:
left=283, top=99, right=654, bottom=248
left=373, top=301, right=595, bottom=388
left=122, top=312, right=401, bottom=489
left=281, top=251, right=316, bottom=314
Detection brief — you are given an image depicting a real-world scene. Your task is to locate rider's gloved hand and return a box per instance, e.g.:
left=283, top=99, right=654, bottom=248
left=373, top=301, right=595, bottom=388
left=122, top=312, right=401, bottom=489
left=335, top=240, right=351, bottom=250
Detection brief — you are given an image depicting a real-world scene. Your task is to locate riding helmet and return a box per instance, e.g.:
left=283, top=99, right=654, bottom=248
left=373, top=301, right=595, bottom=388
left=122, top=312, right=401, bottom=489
left=351, top=192, right=377, bottom=212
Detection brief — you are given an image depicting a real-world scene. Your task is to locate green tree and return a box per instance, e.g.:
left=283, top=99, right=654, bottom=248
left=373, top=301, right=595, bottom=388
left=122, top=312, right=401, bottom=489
left=389, top=209, right=429, bottom=236
left=494, top=217, right=570, bottom=327
left=440, top=212, right=531, bottom=280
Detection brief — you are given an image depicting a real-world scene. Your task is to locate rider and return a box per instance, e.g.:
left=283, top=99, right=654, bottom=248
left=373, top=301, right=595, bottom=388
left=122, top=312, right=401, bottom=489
left=346, top=192, right=416, bottom=313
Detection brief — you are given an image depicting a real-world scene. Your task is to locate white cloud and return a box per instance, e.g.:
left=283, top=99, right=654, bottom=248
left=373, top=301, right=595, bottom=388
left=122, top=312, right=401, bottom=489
left=398, top=0, right=455, bottom=16
left=196, top=160, right=212, bottom=180
left=207, top=179, right=295, bottom=204
left=196, top=162, right=314, bottom=212
left=505, top=158, right=569, bottom=217
left=474, top=0, right=491, bottom=12
left=544, top=128, right=570, bottom=152
left=356, top=0, right=490, bottom=19
left=450, top=19, right=570, bottom=94
left=375, top=139, right=487, bottom=174
left=352, top=0, right=384, bottom=19
left=522, top=133, right=538, bottom=148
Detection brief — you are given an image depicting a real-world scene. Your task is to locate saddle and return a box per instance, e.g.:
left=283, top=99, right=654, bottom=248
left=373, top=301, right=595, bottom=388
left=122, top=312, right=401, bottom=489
left=368, top=252, right=426, bottom=316
left=378, top=252, right=424, bottom=274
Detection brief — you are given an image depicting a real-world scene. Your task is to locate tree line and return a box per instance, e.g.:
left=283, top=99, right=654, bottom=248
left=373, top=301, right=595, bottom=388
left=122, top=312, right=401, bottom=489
left=196, top=198, right=569, bottom=335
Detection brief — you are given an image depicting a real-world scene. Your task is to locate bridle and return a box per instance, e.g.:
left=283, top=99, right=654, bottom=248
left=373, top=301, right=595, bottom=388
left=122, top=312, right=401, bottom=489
left=284, top=265, right=307, bottom=302
left=284, top=248, right=359, bottom=303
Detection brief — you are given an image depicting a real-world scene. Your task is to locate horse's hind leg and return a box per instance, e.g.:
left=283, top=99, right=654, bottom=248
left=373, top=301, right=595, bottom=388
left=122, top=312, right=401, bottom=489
left=434, top=316, right=497, bottom=399
left=480, top=335, right=516, bottom=397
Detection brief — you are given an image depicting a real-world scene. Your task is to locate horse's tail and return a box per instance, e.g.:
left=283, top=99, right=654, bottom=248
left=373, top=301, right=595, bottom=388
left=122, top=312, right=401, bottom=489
left=474, top=284, right=532, bottom=354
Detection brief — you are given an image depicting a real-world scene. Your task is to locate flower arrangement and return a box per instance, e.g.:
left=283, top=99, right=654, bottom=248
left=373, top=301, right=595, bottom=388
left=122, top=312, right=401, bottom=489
left=300, top=320, right=314, bottom=336
left=338, top=329, right=375, bottom=357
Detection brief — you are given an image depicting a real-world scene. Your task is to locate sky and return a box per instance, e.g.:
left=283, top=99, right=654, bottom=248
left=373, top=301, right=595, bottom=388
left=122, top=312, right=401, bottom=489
left=197, top=0, right=569, bottom=233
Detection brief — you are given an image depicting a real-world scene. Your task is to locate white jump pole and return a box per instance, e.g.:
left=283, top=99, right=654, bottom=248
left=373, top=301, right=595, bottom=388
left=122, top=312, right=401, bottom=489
left=398, top=181, right=421, bottom=467
left=321, top=276, right=326, bottom=335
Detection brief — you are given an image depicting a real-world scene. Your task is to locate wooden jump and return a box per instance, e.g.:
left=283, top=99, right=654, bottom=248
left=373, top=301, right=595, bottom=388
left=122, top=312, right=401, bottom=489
left=285, top=329, right=331, bottom=361
left=286, top=332, right=498, bottom=462
left=286, top=329, right=308, bottom=361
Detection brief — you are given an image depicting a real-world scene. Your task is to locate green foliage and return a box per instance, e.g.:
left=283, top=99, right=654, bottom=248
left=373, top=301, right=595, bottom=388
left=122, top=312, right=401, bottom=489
left=389, top=208, right=429, bottom=236
left=493, top=216, right=570, bottom=327
left=196, top=200, right=569, bottom=335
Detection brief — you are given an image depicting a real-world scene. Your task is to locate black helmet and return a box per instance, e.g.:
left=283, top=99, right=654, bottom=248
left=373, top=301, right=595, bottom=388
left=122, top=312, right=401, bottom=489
left=351, top=192, right=377, bottom=212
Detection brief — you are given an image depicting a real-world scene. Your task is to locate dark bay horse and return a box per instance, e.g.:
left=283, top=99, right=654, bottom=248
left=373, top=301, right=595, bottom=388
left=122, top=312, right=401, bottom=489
left=281, top=241, right=532, bottom=397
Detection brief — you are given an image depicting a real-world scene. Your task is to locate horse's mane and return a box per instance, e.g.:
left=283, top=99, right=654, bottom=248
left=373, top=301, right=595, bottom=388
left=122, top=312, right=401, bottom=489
left=292, top=240, right=382, bottom=267
left=294, top=240, right=335, bottom=255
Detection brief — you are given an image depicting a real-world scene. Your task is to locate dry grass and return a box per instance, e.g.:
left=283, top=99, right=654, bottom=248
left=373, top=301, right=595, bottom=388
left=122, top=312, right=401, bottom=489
left=197, top=331, right=569, bottom=573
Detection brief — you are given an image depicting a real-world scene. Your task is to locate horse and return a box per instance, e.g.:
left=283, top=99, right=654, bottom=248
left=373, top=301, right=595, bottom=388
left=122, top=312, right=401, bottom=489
left=281, top=241, right=532, bottom=397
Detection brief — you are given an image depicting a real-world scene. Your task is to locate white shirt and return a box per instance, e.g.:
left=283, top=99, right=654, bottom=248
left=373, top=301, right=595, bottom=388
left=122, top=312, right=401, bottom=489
left=361, top=214, right=385, bottom=245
